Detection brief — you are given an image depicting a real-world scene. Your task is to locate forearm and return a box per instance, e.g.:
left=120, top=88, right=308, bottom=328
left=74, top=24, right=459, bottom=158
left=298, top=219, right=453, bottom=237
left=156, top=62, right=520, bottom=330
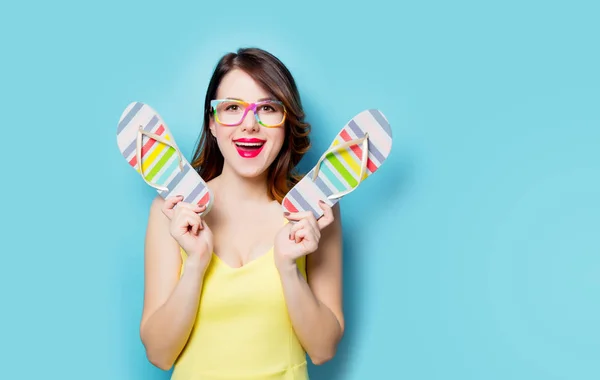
left=141, top=256, right=206, bottom=369
left=277, top=263, right=343, bottom=365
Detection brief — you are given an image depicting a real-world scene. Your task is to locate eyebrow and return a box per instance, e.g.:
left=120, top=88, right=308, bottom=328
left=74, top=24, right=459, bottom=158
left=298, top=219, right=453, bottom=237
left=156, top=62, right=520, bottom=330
left=225, top=97, right=278, bottom=102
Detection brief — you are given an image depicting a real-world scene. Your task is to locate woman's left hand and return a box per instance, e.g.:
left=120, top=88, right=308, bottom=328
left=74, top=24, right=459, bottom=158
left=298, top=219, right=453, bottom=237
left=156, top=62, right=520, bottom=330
left=274, top=200, right=335, bottom=271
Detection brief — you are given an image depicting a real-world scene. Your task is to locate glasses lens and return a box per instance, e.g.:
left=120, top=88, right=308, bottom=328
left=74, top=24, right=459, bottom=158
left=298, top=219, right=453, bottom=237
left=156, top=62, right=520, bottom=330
left=215, top=100, right=286, bottom=127
left=215, top=100, right=246, bottom=125
left=256, top=101, right=285, bottom=127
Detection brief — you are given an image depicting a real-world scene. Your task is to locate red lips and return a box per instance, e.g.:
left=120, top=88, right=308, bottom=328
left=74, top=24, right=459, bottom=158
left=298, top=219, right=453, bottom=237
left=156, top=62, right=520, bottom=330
left=233, top=137, right=266, bottom=158
left=233, top=138, right=266, bottom=143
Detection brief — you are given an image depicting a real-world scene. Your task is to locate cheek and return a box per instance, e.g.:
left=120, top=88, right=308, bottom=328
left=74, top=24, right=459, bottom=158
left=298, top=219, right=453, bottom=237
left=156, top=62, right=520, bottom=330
left=214, top=126, right=234, bottom=142
left=268, top=129, right=286, bottom=152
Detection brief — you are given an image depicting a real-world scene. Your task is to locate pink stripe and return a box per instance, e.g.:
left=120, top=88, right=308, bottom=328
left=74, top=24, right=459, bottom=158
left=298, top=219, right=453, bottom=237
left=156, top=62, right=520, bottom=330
left=339, top=129, right=378, bottom=173
left=283, top=196, right=299, bottom=213
left=198, top=191, right=210, bottom=207
left=129, top=124, right=166, bottom=167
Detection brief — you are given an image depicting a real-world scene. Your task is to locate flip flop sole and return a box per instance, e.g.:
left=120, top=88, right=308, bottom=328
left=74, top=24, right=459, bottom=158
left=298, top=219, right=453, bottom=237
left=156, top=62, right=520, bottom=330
left=282, top=109, right=392, bottom=219
left=116, top=102, right=213, bottom=213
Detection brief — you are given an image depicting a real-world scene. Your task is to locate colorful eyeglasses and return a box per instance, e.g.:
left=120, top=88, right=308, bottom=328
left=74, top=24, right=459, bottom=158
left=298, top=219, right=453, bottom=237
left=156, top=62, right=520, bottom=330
left=210, top=99, right=287, bottom=128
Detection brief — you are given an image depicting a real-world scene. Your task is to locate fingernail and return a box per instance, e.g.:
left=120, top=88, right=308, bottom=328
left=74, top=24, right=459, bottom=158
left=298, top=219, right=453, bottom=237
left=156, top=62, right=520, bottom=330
left=319, top=200, right=325, bottom=204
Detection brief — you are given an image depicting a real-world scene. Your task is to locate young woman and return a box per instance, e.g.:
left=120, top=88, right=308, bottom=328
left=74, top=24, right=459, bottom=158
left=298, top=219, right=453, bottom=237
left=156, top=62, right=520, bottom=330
left=139, top=47, right=344, bottom=379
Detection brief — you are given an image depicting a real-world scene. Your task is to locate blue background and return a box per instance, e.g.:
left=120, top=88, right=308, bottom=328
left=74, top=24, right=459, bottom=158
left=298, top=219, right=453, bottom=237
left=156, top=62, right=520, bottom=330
left=1, top=0, right=599, bottom=379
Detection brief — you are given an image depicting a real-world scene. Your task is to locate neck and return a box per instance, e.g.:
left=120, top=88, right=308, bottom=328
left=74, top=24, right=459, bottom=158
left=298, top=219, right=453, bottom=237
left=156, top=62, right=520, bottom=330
left=217, top=164, right=272, bottom=204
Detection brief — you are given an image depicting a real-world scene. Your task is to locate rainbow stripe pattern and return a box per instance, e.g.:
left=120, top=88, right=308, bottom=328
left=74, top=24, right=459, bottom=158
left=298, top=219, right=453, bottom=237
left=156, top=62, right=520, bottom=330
left=116, top=102, right=213, bottom=213
left=282, top=109, right=392, bottom=219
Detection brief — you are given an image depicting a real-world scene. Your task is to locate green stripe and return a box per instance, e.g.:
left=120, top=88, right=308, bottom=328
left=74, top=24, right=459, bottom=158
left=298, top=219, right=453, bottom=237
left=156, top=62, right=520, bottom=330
left=326, top=154, right=357, bottom=189
left=146, top=147, right=176, bottom=182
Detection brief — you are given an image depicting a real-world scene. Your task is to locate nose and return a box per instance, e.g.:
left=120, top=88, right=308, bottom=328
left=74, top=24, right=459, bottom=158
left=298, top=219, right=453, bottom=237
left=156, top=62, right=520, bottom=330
left=240, top=105, right=259, bottom=132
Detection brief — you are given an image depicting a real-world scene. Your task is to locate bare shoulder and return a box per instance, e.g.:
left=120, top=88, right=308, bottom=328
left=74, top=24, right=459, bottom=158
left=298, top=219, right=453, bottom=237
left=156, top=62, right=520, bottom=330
left=145, top=195, right=171, bottom=231
left=145, top=195, right=178, bottom=260
left=330, top=202, right=342, bottom=229
left=149, top=194, right=166, bottom=214
left=151, top=194, right=166, bottom=206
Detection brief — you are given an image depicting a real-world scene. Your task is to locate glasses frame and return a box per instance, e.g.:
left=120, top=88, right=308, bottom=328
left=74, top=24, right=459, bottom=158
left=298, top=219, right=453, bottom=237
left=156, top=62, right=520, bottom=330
left=210, top=99, right=287, bottom=128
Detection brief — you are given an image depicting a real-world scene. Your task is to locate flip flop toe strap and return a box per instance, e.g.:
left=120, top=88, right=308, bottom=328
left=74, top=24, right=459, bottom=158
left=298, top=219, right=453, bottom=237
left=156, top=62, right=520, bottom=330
left=311, top=133, right=370, bottom=200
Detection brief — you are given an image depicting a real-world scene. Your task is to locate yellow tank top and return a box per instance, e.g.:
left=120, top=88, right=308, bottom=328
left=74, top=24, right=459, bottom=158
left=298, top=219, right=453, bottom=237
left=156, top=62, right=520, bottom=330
left=171, top=227, right=309, bottom=380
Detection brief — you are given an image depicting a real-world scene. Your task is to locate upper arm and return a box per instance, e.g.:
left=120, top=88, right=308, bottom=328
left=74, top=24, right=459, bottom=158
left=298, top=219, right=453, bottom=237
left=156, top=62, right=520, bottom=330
left=306, top=203, right=345, bottom=334
left=140, top=196, right=182, bottom=332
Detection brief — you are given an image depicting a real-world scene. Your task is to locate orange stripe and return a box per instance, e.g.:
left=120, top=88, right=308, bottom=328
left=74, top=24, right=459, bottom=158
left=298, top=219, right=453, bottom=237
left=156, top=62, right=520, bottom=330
left=339, top=129, right=378, bottom=174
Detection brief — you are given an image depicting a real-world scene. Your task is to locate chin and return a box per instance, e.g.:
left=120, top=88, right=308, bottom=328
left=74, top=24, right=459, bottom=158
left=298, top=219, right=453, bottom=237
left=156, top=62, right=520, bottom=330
left=226, top=151, right=274, bottom=180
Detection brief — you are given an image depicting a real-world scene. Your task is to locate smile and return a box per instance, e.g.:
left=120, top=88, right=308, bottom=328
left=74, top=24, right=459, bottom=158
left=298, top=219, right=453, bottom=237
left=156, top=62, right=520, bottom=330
left=233, top=138, right=266, bottom=158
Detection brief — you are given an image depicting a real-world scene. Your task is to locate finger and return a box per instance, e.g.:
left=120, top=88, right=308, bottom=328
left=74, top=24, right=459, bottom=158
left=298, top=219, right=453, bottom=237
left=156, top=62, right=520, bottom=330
left=179, top=200, right=206, bottom=212
left=173, top=207, right=197, bottom=227
left=165, top=195, right=184, bottom=208
left=176, top=207, right=198, bottom=219
left=183, top=210, right=204, bottom=233
left=185, top=212, right=200, bottom=235
left=287, top=211, right=320, bottom=240
left=317, top=200, right=335, bottom=230
left=284, top=211, right=314, bottom=222
left=175, top=203, right=206, bottom=222
left=193, top=203, right=207, bottom=215
left=294, top=228, right=308, bottom=243
left=185, top=214, right=202, bottom=235
left=294, top=223, right=318, bottom=244
left=289, top=220, right=304, bottom=235
left=304, top=213, right=320, bottom=237
left=289, top=219, right=310, bottom=240
left=162, top=195, right=184, bottom=218
left=301, top=217, right=320, bottom=241
left=192, top=217, right=201, bottom=235
left=176, top=201, right=197, bottom=211
left=295, top=229, right=318, bottom=251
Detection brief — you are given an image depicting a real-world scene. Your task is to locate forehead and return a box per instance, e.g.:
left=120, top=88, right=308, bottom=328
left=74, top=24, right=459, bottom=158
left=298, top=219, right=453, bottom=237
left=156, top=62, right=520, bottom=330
left=216, top=69, right=272, bottom=101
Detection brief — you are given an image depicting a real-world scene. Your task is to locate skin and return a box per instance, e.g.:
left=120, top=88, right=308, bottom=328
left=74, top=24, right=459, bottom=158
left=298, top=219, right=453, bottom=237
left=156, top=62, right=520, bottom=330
left=139, top=69, right=344, bottom=370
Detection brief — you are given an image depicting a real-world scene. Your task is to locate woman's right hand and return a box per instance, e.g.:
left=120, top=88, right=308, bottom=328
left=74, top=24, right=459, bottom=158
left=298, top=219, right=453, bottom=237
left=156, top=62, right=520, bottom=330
left=161, top=195, right=214, bottom=270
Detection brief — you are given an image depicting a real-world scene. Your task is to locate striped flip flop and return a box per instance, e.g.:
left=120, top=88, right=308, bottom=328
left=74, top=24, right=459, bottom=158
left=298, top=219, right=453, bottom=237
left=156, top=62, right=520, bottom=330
left=282, top=109, right=392, bottom=219
left=116, top=102, right=213, bottom=215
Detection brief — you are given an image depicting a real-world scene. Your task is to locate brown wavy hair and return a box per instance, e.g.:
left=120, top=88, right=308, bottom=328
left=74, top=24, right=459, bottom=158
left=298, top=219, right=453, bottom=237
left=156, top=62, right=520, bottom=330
left=190, top=47, right=311, bottom=203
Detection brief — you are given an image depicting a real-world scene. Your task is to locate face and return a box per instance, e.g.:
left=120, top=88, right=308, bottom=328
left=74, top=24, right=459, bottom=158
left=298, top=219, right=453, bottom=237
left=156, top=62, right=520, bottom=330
left=209, top=69, right=286, bottom=179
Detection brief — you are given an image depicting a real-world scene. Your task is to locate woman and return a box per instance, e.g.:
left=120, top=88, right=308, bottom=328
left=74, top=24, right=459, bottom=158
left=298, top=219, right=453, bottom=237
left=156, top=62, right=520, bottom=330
left=139, top=47, right=344, bottom=379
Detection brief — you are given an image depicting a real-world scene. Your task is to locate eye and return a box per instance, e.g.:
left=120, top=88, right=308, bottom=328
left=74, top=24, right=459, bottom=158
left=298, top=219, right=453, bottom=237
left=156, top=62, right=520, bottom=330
left=225, top=104, right=240, bottom=112
left=261, top=105, right=276, bottom=112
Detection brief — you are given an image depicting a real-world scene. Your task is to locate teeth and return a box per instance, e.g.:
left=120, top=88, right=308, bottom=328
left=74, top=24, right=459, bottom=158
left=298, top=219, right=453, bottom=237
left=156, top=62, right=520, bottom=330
left=235, top=142, right=264, bottom=147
